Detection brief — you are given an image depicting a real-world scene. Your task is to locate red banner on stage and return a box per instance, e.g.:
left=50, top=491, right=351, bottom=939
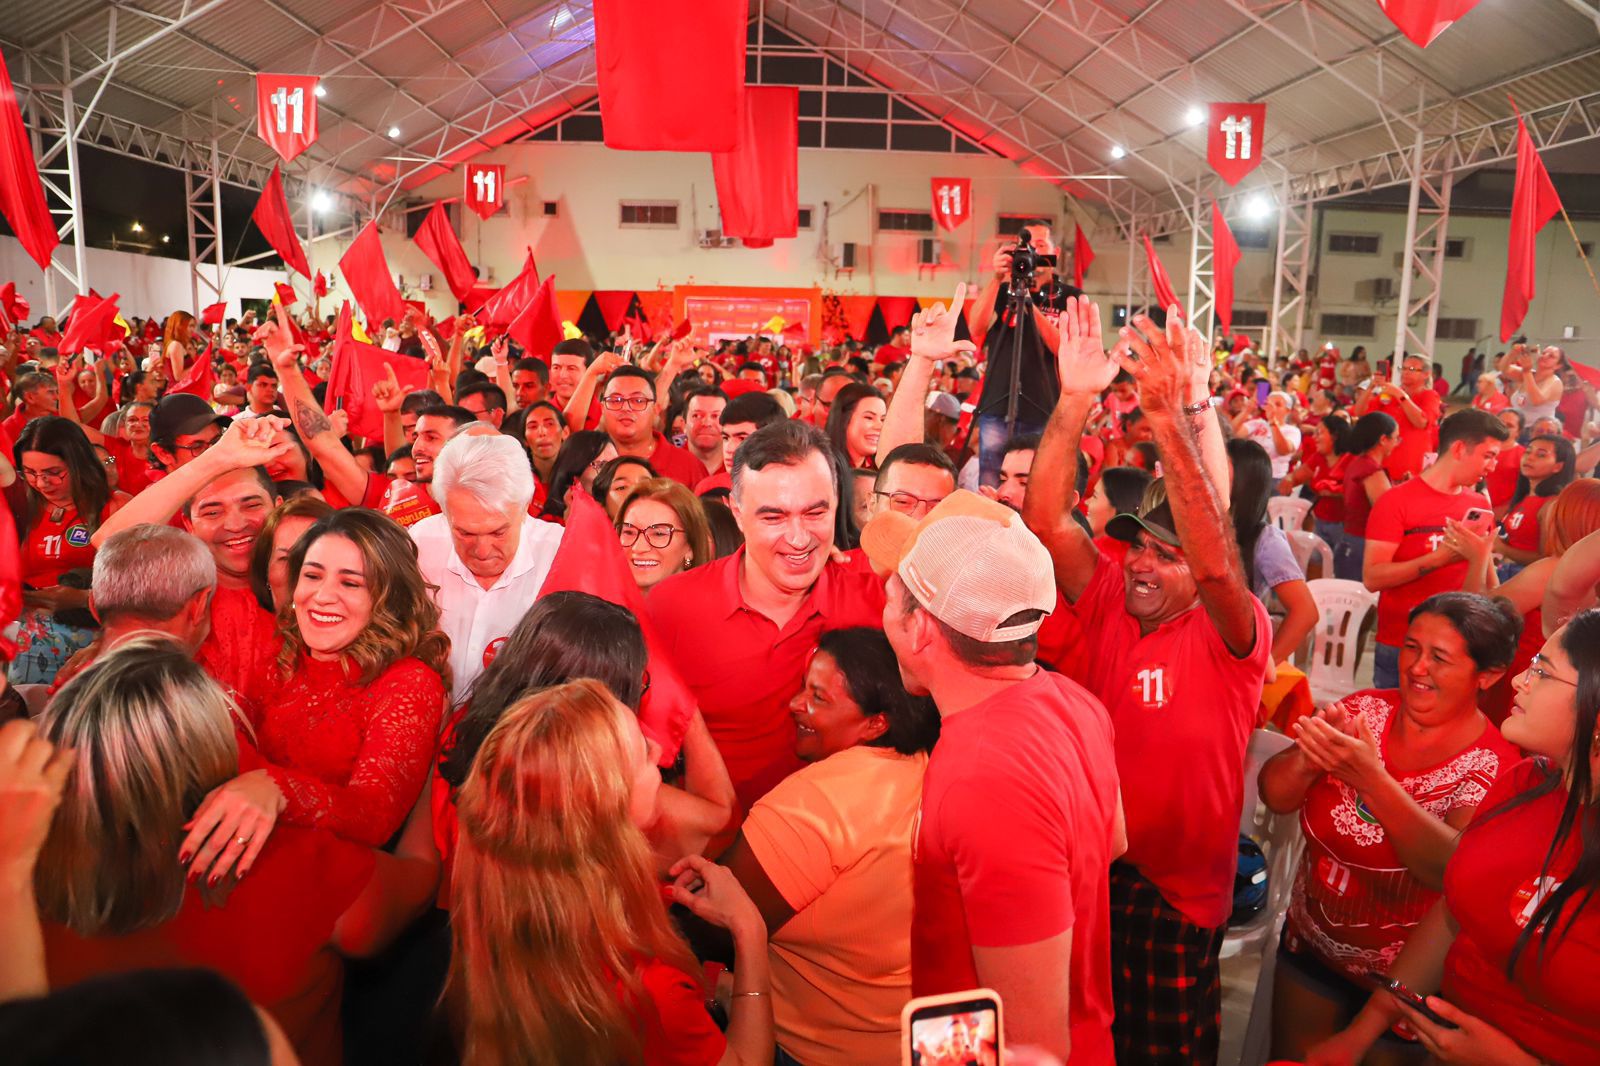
left=678, top=287, right=818, bottom=347
left=595, top=0, right=745, bottom=152
left=1377, top=0, right=1480, bottom=48
left=463, top=163, right=505, bottom=221
left=712, top=87, right=799, bottom=248
left=930, top=178, right=972, bottom=231
left=1207, top=103, right=1267, bottom=187
left=256, top=73, right=319, bottom=164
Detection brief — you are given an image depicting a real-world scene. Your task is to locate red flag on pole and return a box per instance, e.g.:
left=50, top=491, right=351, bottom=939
left=930, top=178, right=971, bottom=230
left=476, top=249, right=539, bottom=329
left=251, top=165, right=311, bottom=278
left=1142, top=234, right=1186, bottom=323
left=1212, top=201, right=1242, bottom=338
left=1376, top=0, right=1480, bottom=49
left=200, top=301, right=226, bottom=326
left=536, top=491, right=696, bottom=763
left=325, top=302, right=431, bottom=440
left=0, top=51, right=60, bottom=270
left=338, top=223, right=406, bottom=329
left=1500, top=109, right=1564, bottom=342
left=595, top=0, right=745, bottom=152
left=414, top=203, right=476, bottom=303
left=1073, top=223, right=1095, bottom=290
left=508, top=275, right=564, bottom=358
left=168, top=343, right=216, bottom=399
left=313, top=269, right=329, bottom=298
left=255, top=73, right=320, bottom=164
left=59, top=291, right=123, bottom=355
left=274, top=282, right=298, bottom=306
left=712, top=86, right=799, bottom=248
left=0, top=283, right=29, bottom=332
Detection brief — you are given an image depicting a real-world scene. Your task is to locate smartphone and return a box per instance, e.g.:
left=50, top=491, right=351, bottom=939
left=902, top=989, right=1002, bottom=1066
left=1255, top=380, right=1271, bottom=405
left=1366, top=972, right=1459, bottom=1030
left=1462, top=507, right=1493, bottom=535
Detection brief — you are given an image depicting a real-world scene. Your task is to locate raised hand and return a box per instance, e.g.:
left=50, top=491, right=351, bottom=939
left=207, top=415, right=296, bottom=471
left=1056, top=295, right=1118, bottom=396
left=1111, top=307, right=1188, bottom=418
left=371, top=362, right=409, bottom=414
left=0, top=718, right=74, bottom=886
left=418, top=328, right=445, bottom=368
left=51, top=353, right=77, bottom=388
left=491, top=336, right=509, bottom=366
left=668, top=854, right=765, bottom=940
left=910, top=281, right=977, bottom=364
left=180, top=769, right=284, bottom=885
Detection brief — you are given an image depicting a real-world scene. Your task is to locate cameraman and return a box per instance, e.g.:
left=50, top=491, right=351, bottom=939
left=968, top=220, right=1083, bottom=487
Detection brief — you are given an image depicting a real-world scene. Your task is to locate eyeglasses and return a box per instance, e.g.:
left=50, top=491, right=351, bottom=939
left=601, top=394, right=653, bottom=412
left=21, top=466, right=67, bottom=485
left=619, top=523, right=684, bottom=549
left=875, top=489, right=948, bottom=517
left=1526, top=655, right=1577, bottom=687
left=173, top=436, right=218, bottom=456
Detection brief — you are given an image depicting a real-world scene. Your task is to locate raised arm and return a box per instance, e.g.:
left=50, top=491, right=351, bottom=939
left=1545, top=525, right=1600, bottom=632
left=563, top=350, right=623, bottom=432
left=489, top=336, right=518, bottom=414
left=53, top=356, right=106, bottom=445
left=878, top=282, right=974, bottom=464
left=257, top=306, right=370, bottom=507
left=1116, top=309, right=1258, bottom=657
left=964, top=248, right=1007, bottom=348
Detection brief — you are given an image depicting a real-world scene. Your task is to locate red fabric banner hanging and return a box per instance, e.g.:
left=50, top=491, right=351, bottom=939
left=1073, top=223, right=1095, bottom=290
left=1500, top=109, right=1564, bottom=342
left=712, top=86, right=799, bottom=248
left=0, top=50, right=59, bottom=271
left=200, top=301, right=226, bottom=326
left=0, top=283, right=28, bottom=332
left=1142, top=235, right=1186, bottom=323
left=1377, top=0, right=1480, bottom=48
left=595, top=0, right=745, bottom=152
left=1211, top=201, right=1241, bottom=338
left=338, top=223, right=406, bottom=329
left=251, top=165, right=311, bottom=278
left=313, top=269, right=329, bottom=299
left=509, top=276, right=564, bottom=358
left=931, top=177, right=972, bottom=231
left=537, top=491, right=695, bottom=762
left=462, top=163, right=505, bottom=221
left=414, top=202, right=477, bottom=303
left=1207, top=103, right=1267, bottom=187
left=476, top=250, right=539, bottom=329
left=58, top=291, right=122, bottom=355
left=877, top=296, right=918, bottom=332
left=255, top=73, right=320, bottom=164
left=326, top=302, right=431, bottom=440
left=840, top=296, right=876, bottom=342
left=592, top=291, right=636, bottom=333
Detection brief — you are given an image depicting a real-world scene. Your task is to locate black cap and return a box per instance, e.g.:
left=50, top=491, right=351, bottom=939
left=1106, top=498, right=1181, bottom=549
left=151, top=393, right=227, bottom=444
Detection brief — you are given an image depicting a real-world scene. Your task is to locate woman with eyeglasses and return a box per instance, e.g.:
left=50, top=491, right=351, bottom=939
left=1261, top=592, right=1523, bottom=1063
left=14, top=416, right=128, bottom=613
left=615, top=478, right=714, bottom=591
left=1307, top=609, right=1600, bottom=1066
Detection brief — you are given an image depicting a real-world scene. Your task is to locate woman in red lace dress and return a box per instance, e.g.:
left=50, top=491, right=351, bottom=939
left=182, top=508, right=451, bottom=882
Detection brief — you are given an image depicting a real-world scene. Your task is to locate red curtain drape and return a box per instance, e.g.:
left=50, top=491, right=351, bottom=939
left=591, top=291, right=636, bottom=333
left=337, top=223, right=406, bottom=328
left=877, top=296, right=918, bottom=332
left=712, top=86, right=799, bottom=249
left=251, top=165, right=312, bottom=278
left=0, top=51, right=59, bottom=271
left=414, top=203, right=477, bottom=304
left=840, top=296, right=876, bottom=342
left=595, top=0, right=745, bottom=152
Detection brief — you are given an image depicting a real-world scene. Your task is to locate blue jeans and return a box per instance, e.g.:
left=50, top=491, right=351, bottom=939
left=1334, top=533, right=1365, bottom=582
left=1374, top=641, right=1401, bottom=690
left=1313, top=518, right=1345, bottom=578
left=976, top=413, right=1046, bottom=488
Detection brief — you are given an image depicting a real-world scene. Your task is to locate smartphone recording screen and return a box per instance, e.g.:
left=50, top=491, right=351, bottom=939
left=909, top=998, right=1000, bottom=1066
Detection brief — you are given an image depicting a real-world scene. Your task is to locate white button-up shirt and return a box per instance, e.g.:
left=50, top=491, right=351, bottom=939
left=411, top=512, right=564, bottom=703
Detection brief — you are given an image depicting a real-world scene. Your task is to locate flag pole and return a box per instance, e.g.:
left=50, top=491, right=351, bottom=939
left=1557, top=204, right=1600, bottom=299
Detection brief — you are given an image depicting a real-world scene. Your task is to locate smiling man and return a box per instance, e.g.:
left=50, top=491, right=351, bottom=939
left=648, top=419, right=886, bottom=811
left=598, top=365, right=706, bottom=487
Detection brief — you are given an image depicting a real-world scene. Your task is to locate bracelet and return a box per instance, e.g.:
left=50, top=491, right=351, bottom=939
left=730, top=991, right=766, bottom=999
left=1182, top=398, right=1213, bottom=416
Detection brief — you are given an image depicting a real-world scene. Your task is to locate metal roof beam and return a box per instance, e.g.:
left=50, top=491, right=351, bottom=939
left=59, top=0, right=237, bottom=89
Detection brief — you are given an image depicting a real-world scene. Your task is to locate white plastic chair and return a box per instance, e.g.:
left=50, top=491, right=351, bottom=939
left=1267, top=496, right=1312, bottom=533
left=1302, top=578, right=1379, bottom=704
left=1224, top=728, right=1303, bottom=1066
left=1286, top=529, right=1334, bottom=581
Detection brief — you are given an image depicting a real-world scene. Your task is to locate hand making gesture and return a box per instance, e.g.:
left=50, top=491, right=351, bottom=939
left=909, top=282, right=977, bottom=364
left=1056, top=295, right=1119, bottom=397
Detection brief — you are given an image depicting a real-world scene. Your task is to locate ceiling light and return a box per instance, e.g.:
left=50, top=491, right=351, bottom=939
left=311, top=190, right=334, bottom=214
left=313, top=83, right=327, bottom=98
left=387, top=126, right=401, bottom=138
left=1110, top=144, right=1126, bottom=160
left=130, top=221, right=143, bottom=233
left=161, top=235, right=170, bottom=244
left=1244, top=193, right=1272, bottom=221
left=1185, top=105, right=1206, bottom=127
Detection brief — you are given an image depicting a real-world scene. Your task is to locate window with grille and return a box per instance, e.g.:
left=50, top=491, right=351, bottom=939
left=995, top=214, right=1050, bottom=239
left=619, top=201, right=679, bottom=228
left=1435, top=317, right=1480, bottom=341
left=1328, top=232, right=1381, bottom=254
left=1320, top=313, right=1377, bottom=336
left=797, top=207, right=814, bottom=230
left=878, top=210, right=934, bottom=233
left=1445, top=237, right=1469, bottom=259
left=1230, top=309, right=1270, bottom=327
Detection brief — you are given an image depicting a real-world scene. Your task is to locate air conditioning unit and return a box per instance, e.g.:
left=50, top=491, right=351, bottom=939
left=1359, top=277, right=1396, bottom=302
left=918, top=238, right=940, bottom=267
left=839, top=242, right=857, bottom=269
left=697, top=228, right=737, bottom=248
left=417, top=273, right=432, bottom=291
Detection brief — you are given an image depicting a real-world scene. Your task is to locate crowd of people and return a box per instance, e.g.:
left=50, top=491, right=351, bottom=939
left=0, top=218, right=1598, bottom=1066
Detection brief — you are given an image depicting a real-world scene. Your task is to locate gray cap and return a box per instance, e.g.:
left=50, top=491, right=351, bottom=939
left=925, top=391, right=961, bottom=420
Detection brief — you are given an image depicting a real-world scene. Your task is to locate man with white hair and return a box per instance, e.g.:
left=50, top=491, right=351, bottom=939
left=410, top=432, right=564, bottom=701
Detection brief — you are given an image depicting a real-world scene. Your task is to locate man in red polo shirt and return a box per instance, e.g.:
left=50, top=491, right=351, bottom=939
left=1354, top=354, right=1443, bottom=481
left=866, top=490, right=1121, bottom=1063
left=648, top=419, right=885, bottom=812
left=1024, top=299, right=1270, bottom=1065
left=599, top=366, right=706, bottom=488
left=1363, top=407, right=1510, bottom=689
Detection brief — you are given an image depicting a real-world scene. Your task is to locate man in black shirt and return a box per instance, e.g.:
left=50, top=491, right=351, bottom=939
left=968, top=220, right=1084, bottom=486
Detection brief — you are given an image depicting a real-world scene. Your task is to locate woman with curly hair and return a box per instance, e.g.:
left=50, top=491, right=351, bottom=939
left=181, top=508, right=452, bottom=879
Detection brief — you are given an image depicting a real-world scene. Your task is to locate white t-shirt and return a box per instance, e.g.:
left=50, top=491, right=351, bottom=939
left=1242, top=419, right=1302, bottom=479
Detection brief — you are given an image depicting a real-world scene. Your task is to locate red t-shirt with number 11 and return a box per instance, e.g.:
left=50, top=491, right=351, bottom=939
left=1365, top=478, right=1490, bottom=647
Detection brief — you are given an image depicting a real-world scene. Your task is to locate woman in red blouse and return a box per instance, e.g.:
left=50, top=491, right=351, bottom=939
left=448, top=679, right=770, bottom=1066
left=35, top=637, right=439, bottom=1066
left=182, top=508, right=451, bottom=879
left=1495, top=434, right=1577, bottom=574
left=1262, top=593, right=1522, bottom=1062
left=1309, top=609, right=1600, bottom=1066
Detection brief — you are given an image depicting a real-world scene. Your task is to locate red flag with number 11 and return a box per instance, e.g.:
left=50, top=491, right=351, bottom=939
left=464, top=164, right=505, bottom=220
left=256, top=74, right=319, bottom=163
left=931, top=178, right=971, bottom=230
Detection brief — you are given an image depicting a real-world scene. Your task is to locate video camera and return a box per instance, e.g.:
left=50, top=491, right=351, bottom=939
left=1007, top=229, right=1058, bottom=294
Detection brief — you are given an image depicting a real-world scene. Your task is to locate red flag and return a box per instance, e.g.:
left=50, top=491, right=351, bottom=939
left=1377, top=0, right=1480, bottom=48
left=1569, top=361, right=1600, bottom=390
left=325, top=302, right=430, bottom=440
left=536, top=491, right=695, bottom=763
left=1211, top=201, right=1241, bottom=338
left=476, top=249, right=539, bottom=329
left=462, top=164, right=506, bottom=221
left=200, top=301, right=226, bottom=325
left=930, top=178, right=971, bottom=231
left=0, top=282, right=28, bottom=332
left=313, top=269, right=329, bottom=299
left=274, top=281, right=298, bottom=306
left=251, top=165, right=311, bottom=278
left=712, top=86, right=799, bottom=248
left=1207, top=103, right=1268, bottom=187
left=256, top=73, right=320, bottom=164
left=338, top=222, right=406, bottom=329
left=595, top=0, right=745, bottom=152
left=0, top=52, right=60, bottom=270
left=1072, top=223, right=1095, bottom=290
left=58, top=291, right=122, bottom=355
left=414, top=203, right=476, bottom=303
left=0, top=500, right=20, bottom=659
left=1142, top=234, right=1186, bottom=323
left=1500, top=110, right=1563, bottom=342
left=168, top=342, right=216, bottom=399
left=670, top=317, right=693, bottom=341
left=509, top=276, right=565, bottom=358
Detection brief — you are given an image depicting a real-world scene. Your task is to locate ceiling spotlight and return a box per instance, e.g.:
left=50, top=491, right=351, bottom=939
left=311, top=190, right=334, bottom=214
left=1110, top=144, right=1126, bottom=160
left=387, top=126, right=401, bottom=138
left=313, top=83, right=327, bottom=98
left=1185, top=105, right=1206, bottom=127
left=1244, top=193, right=1273, bottom=221
left=130, top=221, right=143, bottom=233
left=161, top=234, right=170, bottom=244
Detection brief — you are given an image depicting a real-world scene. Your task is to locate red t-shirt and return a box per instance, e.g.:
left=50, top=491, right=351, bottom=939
left=1502, top=493, right=1550, bottom=554
left=645, top=434, right=714, bottom=489
left=1485, top=444, right=1524, bottom=510
left=647, top=550, right=886, bottom=812
left=196, top=583, right=281, bottom=728
left=1472, top=392, right=1509, bottom=415
left=20, top=503, right=101, bottom=587
left=1307, top=450, right=1349, bottom=523
left=873, top=343, right=909, bottom=367
left=1366, top=478, right=1490, bottom=647
left=101, top=435, right=156, bottom=497
left=1067, top=553, right=1271, bottom=927
left=1377, top=387, right=1443, bottom=481
left=912, top=670, right=1119, bottom=1065
left=1284, top=690, right=1517, bottom=982
left=44, top=827, right=374, bottom=1066
left=1341, top=454, right=1384, bottom=538
left=1441, top=758, right=1600, bottom=1065
left=634, top=958, right=728, bottom=1066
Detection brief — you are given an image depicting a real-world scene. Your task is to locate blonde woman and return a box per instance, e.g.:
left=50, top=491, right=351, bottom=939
left=448, top=679, right=772, bottom=1066
left=36, top=637, right=438, bottom=1066
left=616, top=478, right=714, bottom=590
